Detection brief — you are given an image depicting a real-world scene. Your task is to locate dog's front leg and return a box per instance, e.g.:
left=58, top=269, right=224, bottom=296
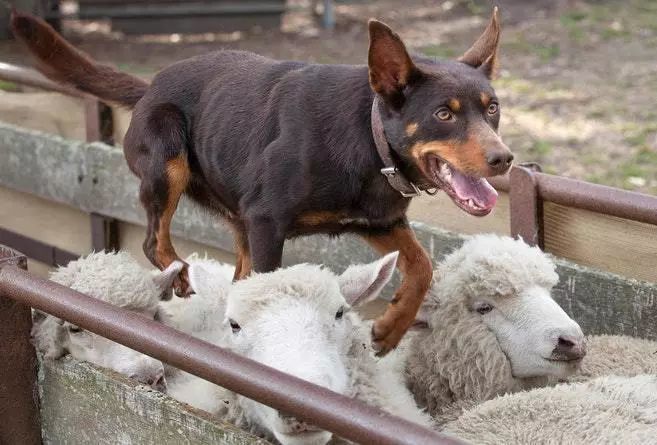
left=364, top=224, right=433, bottom=355
left=246, top=216, right=285, bottom=273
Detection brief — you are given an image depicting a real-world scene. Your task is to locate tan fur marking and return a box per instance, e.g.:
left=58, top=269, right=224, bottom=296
left=480, top=92, right=491, bottom=107
left=449, top=99, right=461, bottom=112
left=231, top=228, right=252, bottom=281
left=410, top=137, right=489, bottom=177
left=405, top=123, right=419, bottom=137
left=296, top=211, right=347, bottom=226
left=154, top=156, right=190, bottom=267
left=365, top=226, right=433, bottom=354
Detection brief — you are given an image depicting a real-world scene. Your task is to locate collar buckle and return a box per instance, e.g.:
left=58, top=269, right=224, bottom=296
left=380, top=167, right=422, bottom=197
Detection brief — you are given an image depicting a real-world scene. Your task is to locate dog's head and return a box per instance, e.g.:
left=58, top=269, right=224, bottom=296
left=368, top=8, right=512, bottom=216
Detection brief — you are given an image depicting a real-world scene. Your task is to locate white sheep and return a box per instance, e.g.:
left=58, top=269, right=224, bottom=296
left=403, top=234, right=587, bottom=424
left=444, top=374, right=657, bottom=444
left=32, top=251, right=182, bottom=390
left=160, top=253, right=433, bottom=445
left=576, top=334, right=657, bottom=380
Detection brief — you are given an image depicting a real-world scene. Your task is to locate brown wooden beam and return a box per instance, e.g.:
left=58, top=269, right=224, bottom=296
left=0, top=245, right=41, bottom=445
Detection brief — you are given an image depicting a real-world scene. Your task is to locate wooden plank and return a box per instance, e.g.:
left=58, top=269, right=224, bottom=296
left=408, top=193, right=510, bottom=236
left=40, top=357, right=270, bottom=445
left=543, top=202, right=657, bottom=284
left=0, top=186, right=92, bottom=256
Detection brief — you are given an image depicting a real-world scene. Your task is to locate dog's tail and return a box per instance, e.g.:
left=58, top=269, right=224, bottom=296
left=10, top=10, right=148, bottom=108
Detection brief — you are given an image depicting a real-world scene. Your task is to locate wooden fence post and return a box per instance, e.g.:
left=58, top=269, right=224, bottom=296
left=0, top=245, right=41, bottom=444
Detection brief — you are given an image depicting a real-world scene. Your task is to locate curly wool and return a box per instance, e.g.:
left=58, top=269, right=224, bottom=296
left=572, top=335, right=657, bottom=382
left=444, top=374, right=657, bottom=444
left=434, top=234, right=558, bottom=306
left=405, top=235, right=558, bottom=424
left=49, top=251, right=161, bottom=311
left=33, top=251, right=163, bottom=358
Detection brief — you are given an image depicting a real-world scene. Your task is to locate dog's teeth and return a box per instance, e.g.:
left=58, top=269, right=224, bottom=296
left=467, top=199, right=474, bottom=207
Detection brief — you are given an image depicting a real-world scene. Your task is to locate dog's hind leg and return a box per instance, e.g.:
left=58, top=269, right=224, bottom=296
left=134, top=104, right=191, bottom=296
left=230, top=222, right=252, bottom=281
left=363, top=223, right=433, bottom=355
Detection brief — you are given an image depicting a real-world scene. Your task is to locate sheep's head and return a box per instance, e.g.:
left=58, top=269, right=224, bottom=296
left=32, top=251, right=182, bottom=391
left=188, top=253, right=398, bottom=445
left=410, top=235, right=585, bottom=410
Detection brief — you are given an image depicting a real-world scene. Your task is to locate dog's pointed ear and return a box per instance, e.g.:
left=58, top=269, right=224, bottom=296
left=368, top=20, right=419, bottom=108
left=459, top=7, right=501, bottom=79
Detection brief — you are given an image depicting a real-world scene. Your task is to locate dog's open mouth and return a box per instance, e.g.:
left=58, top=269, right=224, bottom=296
left=426, top=155, right=498, bottom=217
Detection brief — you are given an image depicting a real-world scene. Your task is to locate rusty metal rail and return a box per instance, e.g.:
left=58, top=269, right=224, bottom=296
left=0, top=62, right=85, bottom=98
left=489, top=165, right=657, bottom=247
left=0, top=253, right=463, bottom=445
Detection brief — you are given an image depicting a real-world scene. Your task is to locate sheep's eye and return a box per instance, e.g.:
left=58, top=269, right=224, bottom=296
left=475, top=303, right=494, bottom=315
left=335, top=307, right=344, bottom=320
left=487, top=102, right=499, bottom=115
left=229, top=319, right=241, bottom=334
left=434, top=108, right=454, bottom=122
left=67, top=325, right=82, bottom=333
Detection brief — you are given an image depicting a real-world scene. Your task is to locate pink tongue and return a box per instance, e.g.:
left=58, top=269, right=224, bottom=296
left=450, top=169, right=498, bottom=209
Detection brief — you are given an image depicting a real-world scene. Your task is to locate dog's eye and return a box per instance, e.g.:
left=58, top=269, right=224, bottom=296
left=335, top=307, right=344, bottom=320
left=67, top=325, right=82, bottom=333
left=487, top=102, right=499, bottom=115
left=229, top=319, right=241, bottom=334
left=475, top=303, right=494, bottom=315
left=434, top=108, right=454, bottom=121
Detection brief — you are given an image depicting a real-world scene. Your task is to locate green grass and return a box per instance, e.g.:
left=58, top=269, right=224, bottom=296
left=0, top=80, right=19, bottom=92
left=529, top=139, right=553, bottom=156
left=535, top=44, right=560, bottom=62
left=419, top=45, right=457, bottom=59
left=560, top=11, right=588, bottom=41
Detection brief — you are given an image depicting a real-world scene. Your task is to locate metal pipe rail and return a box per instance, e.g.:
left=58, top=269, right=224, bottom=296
left=489, top=168, right=657, bottom=227
left=0, top=62, right=85, bottom=98
left=0, top=258, right=464, bottom=445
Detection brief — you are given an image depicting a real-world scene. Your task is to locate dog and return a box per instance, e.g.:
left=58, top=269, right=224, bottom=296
left=11, top=8, right=512, bottom=354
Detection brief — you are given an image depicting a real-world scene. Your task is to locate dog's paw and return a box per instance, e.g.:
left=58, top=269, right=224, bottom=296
left=173, top=265, right=195, bottom=298
left=371, top=312, right=414, bottom=356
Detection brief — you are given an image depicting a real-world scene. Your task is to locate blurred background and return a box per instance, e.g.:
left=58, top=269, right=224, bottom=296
left=1, top=0, right=656, bottom=194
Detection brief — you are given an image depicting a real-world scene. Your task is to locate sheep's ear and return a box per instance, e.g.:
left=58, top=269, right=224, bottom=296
left=458, top=7, right=501, bottom=79
left=188, top=262, right=232, bottom=296
left=338, top=252, right=398, bottom=306
left=152, top=261, right=184, bottom=294
left=31, top=317, right=67, bottom=359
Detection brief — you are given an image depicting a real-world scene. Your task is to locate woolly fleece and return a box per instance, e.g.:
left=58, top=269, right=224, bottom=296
left=405, top=234, right=560, bottom=424
left=445, top=374, right=657, bottom=444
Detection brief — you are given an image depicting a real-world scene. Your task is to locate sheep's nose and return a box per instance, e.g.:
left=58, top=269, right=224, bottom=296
left=551, top=335, right=587, bottom=361
left=148, top=373, right=167, bottom=392
left=278, top=412, right=321, bottom=433
left=130, top=370, right=167, bottom=391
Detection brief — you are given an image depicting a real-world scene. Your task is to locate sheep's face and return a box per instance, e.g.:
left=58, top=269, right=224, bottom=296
left=229, top=294, right=350, bottom=445
left=471, top=284, right=585, bottom=379
left=33, top=253, right=184, bottom=391
left=60, top=320, right=167, bottom=390
left=428, top=235, right=586, bottom=382
left=189, top=253, right=398, bottom=445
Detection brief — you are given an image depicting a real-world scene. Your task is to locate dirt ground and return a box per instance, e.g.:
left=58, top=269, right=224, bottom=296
left=1, top=0, right=656, bottom=194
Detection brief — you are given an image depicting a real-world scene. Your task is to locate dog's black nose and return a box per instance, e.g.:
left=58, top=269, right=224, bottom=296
left=486, top=151, right=514, bottom=172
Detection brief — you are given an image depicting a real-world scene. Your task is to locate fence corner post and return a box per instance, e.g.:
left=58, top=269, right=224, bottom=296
left=0, top=245, right=42, bottom=445
left=509, top=166, right=544, bottom=248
